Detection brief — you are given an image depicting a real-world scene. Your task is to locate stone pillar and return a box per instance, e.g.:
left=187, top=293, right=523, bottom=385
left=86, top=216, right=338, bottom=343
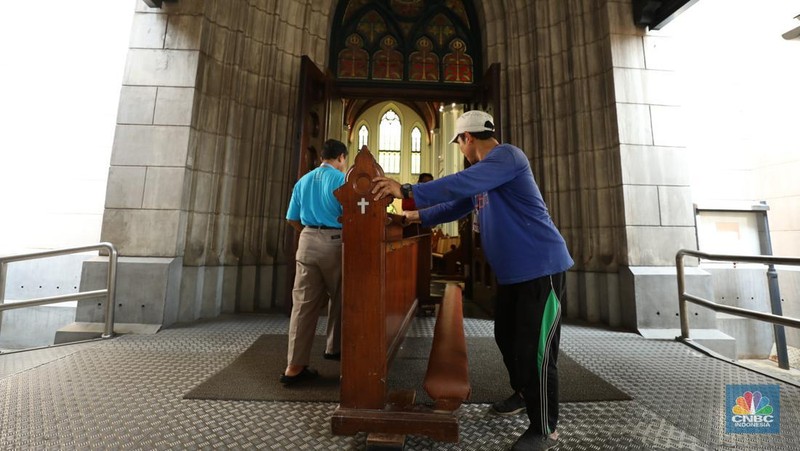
left=75, top=0, right=336, bottom=333
left=479, top=0, right=712, bottom=333
left=77, top=0, right=206, bottom=329
left=607, top=1, right=710, bottom=332
left=496, top=0, right=630, bottom=326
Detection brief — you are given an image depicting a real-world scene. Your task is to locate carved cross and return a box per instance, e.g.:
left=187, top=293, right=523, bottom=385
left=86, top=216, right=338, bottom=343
left=358, top=198, right=369, bottom=214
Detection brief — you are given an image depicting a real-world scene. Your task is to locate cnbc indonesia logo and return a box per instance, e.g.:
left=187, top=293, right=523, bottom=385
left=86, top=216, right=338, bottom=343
left=726, top=385, right=780, bottom=434
left=732, top=391, right=773, bottom=424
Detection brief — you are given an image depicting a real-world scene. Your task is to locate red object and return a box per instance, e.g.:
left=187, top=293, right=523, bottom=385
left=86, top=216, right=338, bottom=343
left=402, top=197, right=417, bottom=211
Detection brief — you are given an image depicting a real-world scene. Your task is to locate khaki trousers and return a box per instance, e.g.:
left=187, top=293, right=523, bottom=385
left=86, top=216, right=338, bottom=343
left=287, top=227, right=342, bottom=366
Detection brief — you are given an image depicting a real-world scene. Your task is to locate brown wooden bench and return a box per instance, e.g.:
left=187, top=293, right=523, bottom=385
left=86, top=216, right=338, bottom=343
left=431, top=233, right=463, bottom=278
left=331, top=146, right=470, bottom=446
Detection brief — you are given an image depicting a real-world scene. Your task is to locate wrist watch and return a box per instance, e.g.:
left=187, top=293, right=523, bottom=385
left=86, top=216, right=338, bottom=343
left=400, top=183, right=413, bottom=199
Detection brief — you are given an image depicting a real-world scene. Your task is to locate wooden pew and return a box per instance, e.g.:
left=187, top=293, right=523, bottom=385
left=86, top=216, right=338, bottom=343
left=331, top=146, right=470, bottom=445
left=431, top=232, right=463, bottom=278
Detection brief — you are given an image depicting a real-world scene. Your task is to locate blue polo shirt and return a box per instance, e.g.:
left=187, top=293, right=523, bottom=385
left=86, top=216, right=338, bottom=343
left=286, top=163, right=345, bottom=228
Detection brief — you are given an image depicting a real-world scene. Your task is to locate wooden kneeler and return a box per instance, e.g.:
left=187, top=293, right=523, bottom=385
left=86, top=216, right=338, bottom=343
left=424, top=283, right=471, bottom=412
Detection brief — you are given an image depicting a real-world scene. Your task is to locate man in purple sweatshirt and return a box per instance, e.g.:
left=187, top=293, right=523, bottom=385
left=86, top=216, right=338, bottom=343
left=372, top=110, right=573, bottom=451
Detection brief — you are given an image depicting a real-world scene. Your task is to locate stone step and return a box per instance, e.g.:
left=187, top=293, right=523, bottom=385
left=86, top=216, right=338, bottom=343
left=639, top=328, right=737, bottom=360
left=55, top=322, right=161, bottom=344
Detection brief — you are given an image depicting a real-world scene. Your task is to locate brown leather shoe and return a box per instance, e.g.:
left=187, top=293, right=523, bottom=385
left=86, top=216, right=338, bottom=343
left=279, top=367, right=319, bottom=385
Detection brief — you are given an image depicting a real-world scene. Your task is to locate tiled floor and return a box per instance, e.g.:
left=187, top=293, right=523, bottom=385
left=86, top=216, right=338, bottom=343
left=1, top=314, right=798, bottom=450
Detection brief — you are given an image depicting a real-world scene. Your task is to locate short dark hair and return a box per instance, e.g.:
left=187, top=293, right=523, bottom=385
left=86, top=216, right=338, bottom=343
left=417, top=173, right=434, bottom=183
left=321, top=139, right=348, bottom=160
left=468, top=130, right=495, bottom=140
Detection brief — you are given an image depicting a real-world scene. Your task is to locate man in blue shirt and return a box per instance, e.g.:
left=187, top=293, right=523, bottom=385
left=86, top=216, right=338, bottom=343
left=372, top=111, right=573, bottom=451
left=282, top=139, right=348, bottom=385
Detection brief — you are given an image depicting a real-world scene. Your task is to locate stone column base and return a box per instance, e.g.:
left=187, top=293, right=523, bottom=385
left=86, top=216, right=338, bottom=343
left=566, top=266, right=719, bottom=330
left=74, top=256, right=183, bottom=327
left=620, top=265, right=716, bottom=332
left=59, top=258, right=290, bottom=342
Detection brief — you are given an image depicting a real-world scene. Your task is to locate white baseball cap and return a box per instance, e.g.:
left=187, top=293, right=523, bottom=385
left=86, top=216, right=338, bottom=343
left=450, top=110, right=495, bottom=143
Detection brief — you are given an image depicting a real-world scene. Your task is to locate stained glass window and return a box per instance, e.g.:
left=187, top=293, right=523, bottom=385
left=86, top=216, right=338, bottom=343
left=409, top=37, right=439, bottom=82
left=357, top=10, right=387, bottom=45
left=411, top=126, right=422, bottom=174
left=379, top=110, right=401, bottom=173
left=372, top=35, right=403, bottom=81
left=332, top=0, right=480, bottom=86
left=443, top=39, right=473, bottom=83
left=338, top=34, right=369, bottom=79
left=390, top=0, right=424, bottom=17
left=426, top=14, right=456, bottom=48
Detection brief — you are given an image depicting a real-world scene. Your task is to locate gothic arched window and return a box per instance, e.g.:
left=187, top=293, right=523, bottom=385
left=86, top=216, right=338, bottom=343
left=379, top=110, right=401, bottom=173
left=410, top=126, right=422, bottom=174
left=358, top=124, right=369, bottom=149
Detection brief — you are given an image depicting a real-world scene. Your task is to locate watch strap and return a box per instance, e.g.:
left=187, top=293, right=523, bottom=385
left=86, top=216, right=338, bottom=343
left=401, top=183, right=412, bottom=199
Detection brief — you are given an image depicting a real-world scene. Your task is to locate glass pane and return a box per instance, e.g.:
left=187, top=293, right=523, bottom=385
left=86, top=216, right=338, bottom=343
left=358, top=125, right=369, bottom=149
left=411, top=127, right=421, bottom=152
left=338, top=34, right=369, bottom=79
left=412, top=153, right=421, bottom=174
left=379, top=110, right=401, bottom=151
left=379, top=151, right=401, bottom=174
left=409, top=37, right=439, bottom=82
left=443, top=38, right=473, bottom=83
left=372, top=35, right=403, bottom=80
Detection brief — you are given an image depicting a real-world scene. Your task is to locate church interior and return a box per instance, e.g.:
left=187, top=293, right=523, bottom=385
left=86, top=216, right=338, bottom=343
left=1, top=0, right=800, bottom=449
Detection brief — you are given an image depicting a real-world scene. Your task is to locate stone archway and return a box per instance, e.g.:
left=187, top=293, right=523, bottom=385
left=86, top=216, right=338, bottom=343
left=82, top=0, right=700, bottom=337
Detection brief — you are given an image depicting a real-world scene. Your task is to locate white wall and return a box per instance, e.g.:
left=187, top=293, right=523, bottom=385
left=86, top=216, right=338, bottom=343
left=0, top=1, right=135, bottom=255
left=671, top=0, right=800, bottom=256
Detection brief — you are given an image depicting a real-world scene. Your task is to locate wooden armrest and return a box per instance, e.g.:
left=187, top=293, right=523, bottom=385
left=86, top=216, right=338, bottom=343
left=423, top=283, right=470, bottom=410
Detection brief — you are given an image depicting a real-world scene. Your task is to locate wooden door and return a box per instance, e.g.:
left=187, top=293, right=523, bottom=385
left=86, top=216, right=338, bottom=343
left=282, top=56, right=331, bottom=312
left=291, top=56, right=331, bottom=180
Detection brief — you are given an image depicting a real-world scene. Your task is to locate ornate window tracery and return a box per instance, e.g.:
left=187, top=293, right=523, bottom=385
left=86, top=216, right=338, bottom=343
left=357, top=10, right=387, bottom=45
left=409, top=37, right=439, bottom=82
left=331, top=0, right=480, bottom=85
left=443, top=38, right=473, bottom=83
left=372, top=35, right=403, bottom=80
left=338, top=34, right=370, bottom=79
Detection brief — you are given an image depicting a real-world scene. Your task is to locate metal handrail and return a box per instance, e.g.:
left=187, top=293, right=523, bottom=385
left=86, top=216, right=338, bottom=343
left=0, top=243, right=118, bottom=348
left=676, top=249, right=800, bottom=368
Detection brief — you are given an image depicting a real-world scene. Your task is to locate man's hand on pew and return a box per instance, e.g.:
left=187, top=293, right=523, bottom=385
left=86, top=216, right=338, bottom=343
left=371, top=176, right=402, bottom=200
left=387, top=212, right=421, bottom=227
left=372, top=177, right=421, bottom=225
left=401, top=210, right=421, bottom=225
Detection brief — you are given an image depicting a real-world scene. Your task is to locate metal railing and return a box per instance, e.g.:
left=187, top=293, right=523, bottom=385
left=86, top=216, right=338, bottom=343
left=0, top=243, right=118, bottom=351
left=676, top=249, right=800, bottom=369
